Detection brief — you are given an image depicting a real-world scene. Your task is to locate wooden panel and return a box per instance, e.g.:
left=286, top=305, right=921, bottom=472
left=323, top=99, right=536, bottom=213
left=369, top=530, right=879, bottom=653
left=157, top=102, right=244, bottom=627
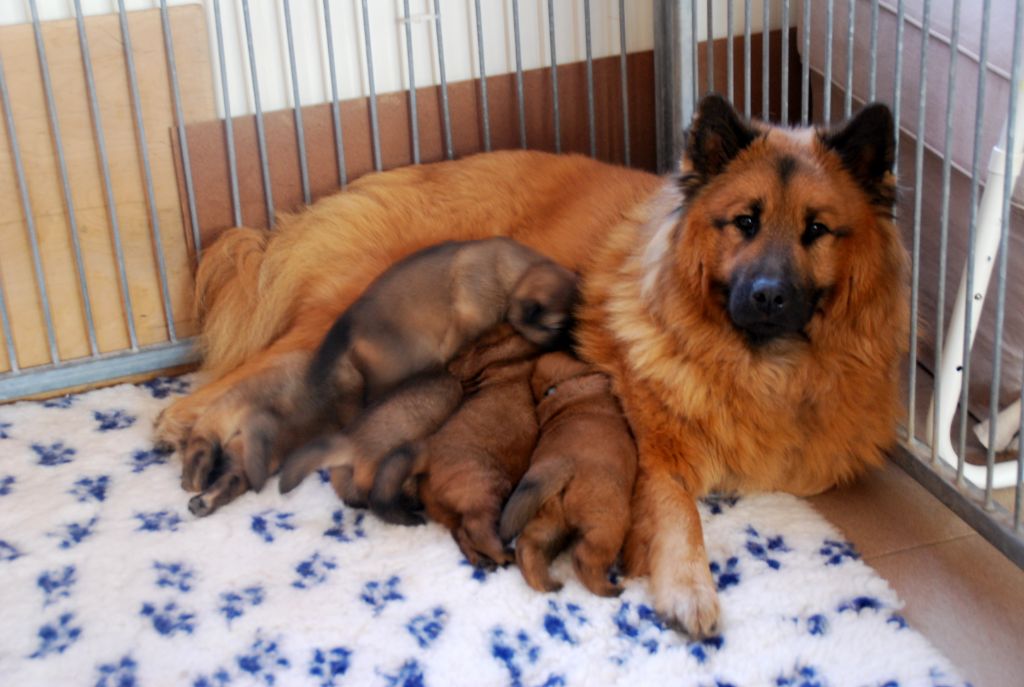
left=176, top=52, right=658, bottom=245
left=0, top=6, right=215, bottom=372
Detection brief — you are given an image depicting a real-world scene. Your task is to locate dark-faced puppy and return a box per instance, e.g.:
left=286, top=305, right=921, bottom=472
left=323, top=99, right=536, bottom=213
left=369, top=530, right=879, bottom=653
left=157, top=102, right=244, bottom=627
left=369, top=325, right=541, bottom=567
left=309, top=237, right=577, bottom=420
left=500, top=351, right=637, bottom=597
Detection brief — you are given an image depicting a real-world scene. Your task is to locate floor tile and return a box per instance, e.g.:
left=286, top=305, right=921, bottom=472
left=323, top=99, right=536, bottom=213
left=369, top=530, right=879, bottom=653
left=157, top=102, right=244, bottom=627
left=866, top=535, right=1024, bottom=687
left=807, top=462, right=974, bottom=559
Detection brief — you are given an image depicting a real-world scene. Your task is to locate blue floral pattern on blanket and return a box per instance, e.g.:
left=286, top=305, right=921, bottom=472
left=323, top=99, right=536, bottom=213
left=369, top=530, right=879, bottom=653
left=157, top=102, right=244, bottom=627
left=0, top=375, right=970, bottom=686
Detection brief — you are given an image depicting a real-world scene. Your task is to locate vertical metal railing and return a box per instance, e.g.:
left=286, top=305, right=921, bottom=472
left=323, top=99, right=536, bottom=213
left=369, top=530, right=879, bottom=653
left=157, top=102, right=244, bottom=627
left=762, top=0, right=769, bottom=118
left=511, top=0, right=527, bottom=150
left=726, top=0, right=735, bottom=102
left=160, top=0, right=201, bottom=262
left=241, top=0, right=276, bottom=227
left=474, top=0, right=492, bottom=152
left=781, top=0, right=789, bottom=123
left=433, top=0, right=454, bottom=160
left=906, top=0, right=932, bottom=444
left=618, top=0, right=631, bottom=166
left=931, top=0, right=963, bottom=468
left=401, top=0, right=421, bottom=165
left=213, top=0, right=243, bottom=225
left=986, top=0, right=1024, bottom=508
left=30, top=0, right=98, bottom=357
left=822, top=0, right=834, bottom=123
left=282, top=0, right=311, bottom=205
left=743, top=0, right=751, bottom=118
left=706, top=0, right=714, bottom=94
left=843, top=0, right=855, bottom=118
left=959, top=0, right=993, bottom=485
left=360, top=0, right=382, bottom=171
left=322, top=0, right=348, bottom=185
left=75, top=0, right=138, bottom=351
left=547, top=0, right=561, bottom=153
left=584, top=0, right=597, bottom=157
left=801, top=0, right=811, bottom=125
left=0, top=52, right=58, bottom=366
left=117, top=0, right=176, bottom=343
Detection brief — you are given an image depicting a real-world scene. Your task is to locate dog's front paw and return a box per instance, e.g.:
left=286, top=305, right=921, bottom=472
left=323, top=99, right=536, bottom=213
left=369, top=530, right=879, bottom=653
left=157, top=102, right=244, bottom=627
left=652, top=561, right=720, bottom=638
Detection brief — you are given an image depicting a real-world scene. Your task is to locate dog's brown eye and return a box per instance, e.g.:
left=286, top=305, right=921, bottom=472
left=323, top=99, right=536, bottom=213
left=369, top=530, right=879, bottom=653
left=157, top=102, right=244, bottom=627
left=734, top=214, right=758, bottom=238
left=802, top=221, right=831, bottom=246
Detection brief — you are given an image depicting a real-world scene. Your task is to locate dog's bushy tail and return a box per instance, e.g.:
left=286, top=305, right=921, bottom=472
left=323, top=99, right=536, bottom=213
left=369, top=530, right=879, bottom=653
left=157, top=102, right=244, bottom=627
left=499, top=458, right=574, bottom=542
left=194, top=226, right=292, bottom=374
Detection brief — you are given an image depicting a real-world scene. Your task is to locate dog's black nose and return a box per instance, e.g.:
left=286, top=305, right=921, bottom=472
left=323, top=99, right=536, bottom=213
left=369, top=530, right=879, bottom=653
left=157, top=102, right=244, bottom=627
left=749, top=277, right=792, bottom=316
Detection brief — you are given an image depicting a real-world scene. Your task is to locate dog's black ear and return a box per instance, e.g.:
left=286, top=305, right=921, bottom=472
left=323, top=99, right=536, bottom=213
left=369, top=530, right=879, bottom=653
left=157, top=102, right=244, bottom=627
left=683, top=94, right=757, bottom=184
left=821, top=103, right=896, bottom=206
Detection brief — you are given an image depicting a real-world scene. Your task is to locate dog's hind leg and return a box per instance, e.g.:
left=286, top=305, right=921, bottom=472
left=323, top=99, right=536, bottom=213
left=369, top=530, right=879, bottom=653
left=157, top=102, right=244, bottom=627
left=572, top=523, right=625, bottom=597
left=515, top=505, right=570, bottom=592
left=456, top=506, right=513, bottom=567
left=369, top=446, right=427, bottom=526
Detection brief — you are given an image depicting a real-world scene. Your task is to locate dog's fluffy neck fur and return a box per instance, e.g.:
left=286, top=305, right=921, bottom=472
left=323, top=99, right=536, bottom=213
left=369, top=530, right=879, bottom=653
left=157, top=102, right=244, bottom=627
left=577, top=172, right=907, bottom=497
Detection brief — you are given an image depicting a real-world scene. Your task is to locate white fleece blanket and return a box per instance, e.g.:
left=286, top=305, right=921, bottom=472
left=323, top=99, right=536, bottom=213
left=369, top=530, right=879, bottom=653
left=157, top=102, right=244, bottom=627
left=0, top=375, right=969, bottom=687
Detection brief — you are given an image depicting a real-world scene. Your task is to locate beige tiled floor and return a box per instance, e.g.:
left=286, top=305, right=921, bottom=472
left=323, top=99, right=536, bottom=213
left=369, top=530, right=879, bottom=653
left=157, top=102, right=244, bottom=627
left=808, top=464, right=1024, bottom=687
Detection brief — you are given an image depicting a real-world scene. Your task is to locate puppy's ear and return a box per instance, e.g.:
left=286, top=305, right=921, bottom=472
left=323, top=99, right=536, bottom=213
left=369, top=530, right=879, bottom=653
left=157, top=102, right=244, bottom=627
left=681, top=94, right=757, bottom=193
left=821, top=103, right=896, bottom=209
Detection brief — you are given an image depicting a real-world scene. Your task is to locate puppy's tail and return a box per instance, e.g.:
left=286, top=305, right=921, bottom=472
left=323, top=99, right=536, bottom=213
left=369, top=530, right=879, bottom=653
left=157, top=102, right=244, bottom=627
left=369, top=444, right=428, bottom=527
left=499, top=458, right=574, bottom=542
left=278, top=434, right=355, bottom=494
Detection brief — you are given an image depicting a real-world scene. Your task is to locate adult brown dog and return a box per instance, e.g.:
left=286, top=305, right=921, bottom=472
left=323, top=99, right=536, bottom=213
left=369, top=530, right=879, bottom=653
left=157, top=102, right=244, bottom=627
left=155, top=95, right=908, bottom=637
left=500, top=351, right=636, bottom=597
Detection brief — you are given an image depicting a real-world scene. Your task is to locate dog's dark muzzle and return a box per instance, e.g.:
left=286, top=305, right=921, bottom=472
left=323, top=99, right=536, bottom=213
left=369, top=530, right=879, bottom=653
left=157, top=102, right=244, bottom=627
left=728, top=271, right=814, bottom=343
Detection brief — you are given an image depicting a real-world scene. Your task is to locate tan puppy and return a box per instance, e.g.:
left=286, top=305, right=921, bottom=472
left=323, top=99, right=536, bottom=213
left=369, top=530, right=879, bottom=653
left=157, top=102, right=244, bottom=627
left=500, top=352, right=636, bottom=597
left=369, top=325, right=540, bottom=567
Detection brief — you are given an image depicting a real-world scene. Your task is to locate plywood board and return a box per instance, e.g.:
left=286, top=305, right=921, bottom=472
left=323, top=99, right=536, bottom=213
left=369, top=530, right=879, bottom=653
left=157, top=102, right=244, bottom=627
left=175, top=52, right=658, bottom=245
left=0, top=6, right=215, bottom=372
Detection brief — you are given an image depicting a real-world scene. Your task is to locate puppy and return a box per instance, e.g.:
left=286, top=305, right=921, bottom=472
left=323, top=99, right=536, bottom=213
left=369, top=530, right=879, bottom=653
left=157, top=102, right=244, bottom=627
left=499, top=352, right=636, bottom=597
left=278, top=371, right=464, bottom=504
left=369, top=325, right=540, bottom=568
left=307, top=237, right=577, bottom=425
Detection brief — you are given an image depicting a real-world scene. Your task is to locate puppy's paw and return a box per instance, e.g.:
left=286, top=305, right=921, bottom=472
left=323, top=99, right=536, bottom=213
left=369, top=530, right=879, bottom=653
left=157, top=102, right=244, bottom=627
left=652, top=562, right=720, bottom=638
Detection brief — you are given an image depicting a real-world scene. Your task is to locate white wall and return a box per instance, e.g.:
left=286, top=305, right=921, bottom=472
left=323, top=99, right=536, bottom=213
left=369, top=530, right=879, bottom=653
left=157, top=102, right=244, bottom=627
left=1, top=2, right=789, bottom=119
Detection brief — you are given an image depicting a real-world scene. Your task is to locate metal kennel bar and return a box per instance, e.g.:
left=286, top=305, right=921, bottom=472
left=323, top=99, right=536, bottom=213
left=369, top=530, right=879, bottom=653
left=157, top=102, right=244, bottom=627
left=547, top=0, right=561, bottom=153
left=511, top=0, right=527, bottom=150
left=322, top=0, right=348, bottom=183
left=29, top=0, right=98, bottom=358
left=432, top=0, right=455, bottom=159
left=474, top=0, right=491, bottom=152
left=282, top=0, right=311, bottom=205
left=241, top=0, right=275, bottom=227
left=74, top=0, right=139, bottom=351
left=160, top=0, right=202, bottom=264
left=212, top=0, right=243, bottom=225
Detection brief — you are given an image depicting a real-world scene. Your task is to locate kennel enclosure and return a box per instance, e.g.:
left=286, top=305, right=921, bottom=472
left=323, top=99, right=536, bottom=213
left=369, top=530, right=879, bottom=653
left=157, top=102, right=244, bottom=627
left=1, top=0, right=1022, bottom=567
